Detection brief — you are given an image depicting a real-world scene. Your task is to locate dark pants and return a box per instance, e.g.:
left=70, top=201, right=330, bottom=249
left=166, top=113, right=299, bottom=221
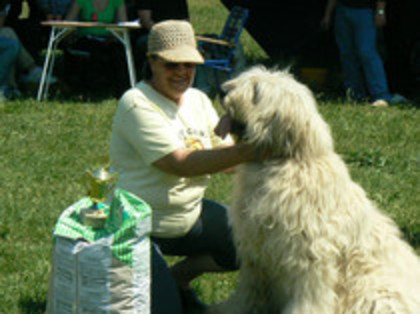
left=151, top=199, right=238, bottom=313
left=151, top=244, right=182, bottom=314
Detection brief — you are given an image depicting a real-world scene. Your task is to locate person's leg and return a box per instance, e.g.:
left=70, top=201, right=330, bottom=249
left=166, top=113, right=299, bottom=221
left=0, top=27, right=33, bottom=66
left=0, top=26, right=43, bottom=87
left=0, top=37, right=20, bottom=88
left=334, top=5, right=367, bottom=101
left=151, top=244, right=182, bottom=314
left=170, top=252, right=226, bottom=290
left=153, top=199, right=238, bottom=311
left=352, top=8, right=391, bottom=102
left=6, top=14, right=47, bottom=60
left=154, top=199, right=238, bottom=287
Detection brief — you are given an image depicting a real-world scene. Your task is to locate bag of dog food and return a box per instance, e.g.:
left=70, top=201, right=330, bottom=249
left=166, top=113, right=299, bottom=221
left=46, top=188, right=152, bottom=314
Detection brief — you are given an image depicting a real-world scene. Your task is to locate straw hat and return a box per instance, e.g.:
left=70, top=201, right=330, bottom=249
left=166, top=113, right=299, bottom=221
left=147, top=20, right=204, bottom=64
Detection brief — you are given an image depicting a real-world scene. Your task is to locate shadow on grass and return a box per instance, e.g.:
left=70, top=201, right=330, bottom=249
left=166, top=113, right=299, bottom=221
left=18, top=297, right=47, bottom=314
left=401, top=227, right=420, bottom=249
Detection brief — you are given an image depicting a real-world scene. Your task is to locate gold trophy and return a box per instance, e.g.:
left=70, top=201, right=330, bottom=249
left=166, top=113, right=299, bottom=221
left=82, top=167, right=118, bottom=228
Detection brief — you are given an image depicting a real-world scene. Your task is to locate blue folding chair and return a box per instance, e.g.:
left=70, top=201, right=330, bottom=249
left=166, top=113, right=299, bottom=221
left=196, top=6, right=249, bottom=75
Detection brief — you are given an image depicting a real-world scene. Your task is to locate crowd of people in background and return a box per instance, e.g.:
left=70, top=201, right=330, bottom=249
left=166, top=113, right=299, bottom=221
left=0, top=0, right=52, bottom=101
left=0, top=0, right=190, bottom=100
left=0, top=0, right=411, bottom=105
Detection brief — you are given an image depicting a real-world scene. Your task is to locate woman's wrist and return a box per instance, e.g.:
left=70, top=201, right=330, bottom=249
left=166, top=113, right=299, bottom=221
left=375, top=8, right=385, bottom=15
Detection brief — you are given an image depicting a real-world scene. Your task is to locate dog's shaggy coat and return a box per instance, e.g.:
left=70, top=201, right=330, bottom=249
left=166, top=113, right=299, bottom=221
left=209, top=67, right=420, bottom=314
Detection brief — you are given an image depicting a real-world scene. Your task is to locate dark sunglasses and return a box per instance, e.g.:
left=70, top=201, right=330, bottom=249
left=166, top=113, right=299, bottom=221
left=162, top=61, right=196, bottom=70
left=152, top=56, right=196, bottom=70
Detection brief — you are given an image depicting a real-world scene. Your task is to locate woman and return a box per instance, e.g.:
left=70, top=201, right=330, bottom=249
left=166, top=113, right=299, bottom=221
left=109, top=20, right=258, bottom=313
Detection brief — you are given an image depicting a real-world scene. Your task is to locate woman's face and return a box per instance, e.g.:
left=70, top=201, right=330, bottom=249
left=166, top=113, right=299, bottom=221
left=149, top=56, right=197, bottom=104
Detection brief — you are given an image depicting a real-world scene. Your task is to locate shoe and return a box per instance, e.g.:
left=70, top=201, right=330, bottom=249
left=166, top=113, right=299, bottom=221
left=178, top=287, right=208, bottom=314
left=20, top=66, right=57, bottom=84
left=370, top=99, right=389, bottom=107
left=390, top=93, right=409, bottom=105
left=3, top=87, right=22, bottom=99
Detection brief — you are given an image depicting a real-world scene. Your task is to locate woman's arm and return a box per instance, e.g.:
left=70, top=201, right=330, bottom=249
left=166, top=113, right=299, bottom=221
left=138, top=9, right=153, bottom=30
left=115, top=2, right=127, bottom=22
left=152, top=144, right=256, bottom=177
left=321, top=0, right=337, bottom=29
left=375, top=1, right=387, bottom=28
left=65, top=0, right=80, bottom=20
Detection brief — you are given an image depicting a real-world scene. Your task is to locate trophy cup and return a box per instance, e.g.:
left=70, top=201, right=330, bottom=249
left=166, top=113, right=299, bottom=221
left=81, top=167, right=118, bottom=228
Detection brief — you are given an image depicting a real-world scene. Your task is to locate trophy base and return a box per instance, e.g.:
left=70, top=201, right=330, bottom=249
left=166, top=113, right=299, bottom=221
left=81, top=207, right=108, bottom=229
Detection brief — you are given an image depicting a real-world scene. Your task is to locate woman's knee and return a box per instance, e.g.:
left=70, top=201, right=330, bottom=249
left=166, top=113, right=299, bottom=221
left=0, top=38, right=20, bottom=59
left=0, top=27, right=19, bottom=41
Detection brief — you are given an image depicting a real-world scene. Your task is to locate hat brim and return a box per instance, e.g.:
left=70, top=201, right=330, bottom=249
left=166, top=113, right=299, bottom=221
left=149, top=46, right=204, bottom=64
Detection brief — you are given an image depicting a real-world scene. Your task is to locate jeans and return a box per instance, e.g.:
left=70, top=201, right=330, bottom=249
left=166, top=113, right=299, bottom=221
left=334, top=4, right=391, bottom=102
left=0, top=36, right=20, bottom=87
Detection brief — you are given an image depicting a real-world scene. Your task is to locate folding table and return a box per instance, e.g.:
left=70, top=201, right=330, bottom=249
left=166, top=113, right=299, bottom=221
left=37, top=21, right=140, bottom=101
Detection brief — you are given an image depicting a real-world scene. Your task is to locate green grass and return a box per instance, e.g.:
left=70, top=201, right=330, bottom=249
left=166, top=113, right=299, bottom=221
left=0, top=98, right=418, bottom=313
left=0, top=0, right=419, bottom=312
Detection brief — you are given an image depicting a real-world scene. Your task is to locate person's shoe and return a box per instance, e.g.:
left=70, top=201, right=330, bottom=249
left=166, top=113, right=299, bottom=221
left=370, top=99, right=389, bottom=107
left=3, top=87, right=22, bottom=99
left=389, top=93, right=409, bottom=105
left=20, top=66, right=57, bottom=84
left=178, top=287, right=208, bottom=314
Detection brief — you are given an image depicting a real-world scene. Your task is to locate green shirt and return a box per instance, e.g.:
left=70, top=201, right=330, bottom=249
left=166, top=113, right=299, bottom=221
left=76, top=0, right=124, bottom=36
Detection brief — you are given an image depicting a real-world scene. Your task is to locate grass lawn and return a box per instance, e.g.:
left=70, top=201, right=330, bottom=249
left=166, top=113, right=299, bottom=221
left=0, top=97, right=418, bottom=313
left=0, top=0, right=419, bottom=312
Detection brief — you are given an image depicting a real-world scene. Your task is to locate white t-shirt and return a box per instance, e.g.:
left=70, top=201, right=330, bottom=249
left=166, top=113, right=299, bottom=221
left=110, top=81, right=230, bottom=237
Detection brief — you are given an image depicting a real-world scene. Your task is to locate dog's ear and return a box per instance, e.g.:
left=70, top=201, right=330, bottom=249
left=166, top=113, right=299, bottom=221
left=246, top=81, right=334, bottom=159
left=244, top=80, right=285, bottom=150
left=245, top=79, right=308, bottom=158
left=252, top=79, right=264, bottom=106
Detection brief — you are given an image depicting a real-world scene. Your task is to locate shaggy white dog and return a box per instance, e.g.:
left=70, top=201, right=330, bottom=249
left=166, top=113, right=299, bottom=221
left=209, top=66, right=420, bottom=314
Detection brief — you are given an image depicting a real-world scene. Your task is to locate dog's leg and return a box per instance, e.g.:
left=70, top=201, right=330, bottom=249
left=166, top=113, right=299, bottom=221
left=280, top=261, right=339, bottom=314
left=206, top=292, right=244, bottom=314
left=207, top=261, right=280, bottom=314
left=235, top=261, right=284, bottom=313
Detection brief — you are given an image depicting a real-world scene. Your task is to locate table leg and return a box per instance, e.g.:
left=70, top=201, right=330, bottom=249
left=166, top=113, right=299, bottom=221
left=109, top=29, right=137, bottom=88
left=37, top=26, right=74, bottom=101
left=122, top=30, right=137, bottom=87
left=37, top=27, right=56, bottom=101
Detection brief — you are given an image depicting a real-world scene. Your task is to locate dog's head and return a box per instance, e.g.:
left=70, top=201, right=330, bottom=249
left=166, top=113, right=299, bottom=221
left=221, top=66, right=333, bottom=160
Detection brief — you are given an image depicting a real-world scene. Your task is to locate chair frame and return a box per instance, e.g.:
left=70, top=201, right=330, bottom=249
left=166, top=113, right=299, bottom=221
left=197, top=6, right=249, bottom=74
